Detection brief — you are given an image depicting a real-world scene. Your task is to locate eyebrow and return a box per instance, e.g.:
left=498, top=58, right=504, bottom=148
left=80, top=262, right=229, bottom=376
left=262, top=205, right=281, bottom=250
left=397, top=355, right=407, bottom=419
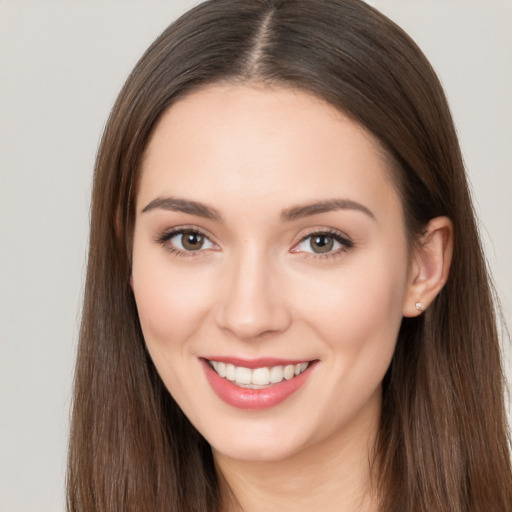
left=141, top=196, right=375, bottom=223
left=141, top=196, right=221, bottom=220
left=280, top=199, right=375, bottom=222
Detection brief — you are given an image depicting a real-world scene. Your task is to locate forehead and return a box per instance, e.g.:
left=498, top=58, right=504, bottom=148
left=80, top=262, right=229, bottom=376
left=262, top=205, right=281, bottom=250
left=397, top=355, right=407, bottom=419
left=138, top=84, right=401, bottom=223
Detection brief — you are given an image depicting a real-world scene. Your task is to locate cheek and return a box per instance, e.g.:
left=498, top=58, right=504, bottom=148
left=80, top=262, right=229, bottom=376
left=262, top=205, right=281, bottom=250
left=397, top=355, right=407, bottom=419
left=290, top=249, right=408, bottom=366
left=131, top=247, right=215, bottom=352
left=285, top=250, right=408, bottom=435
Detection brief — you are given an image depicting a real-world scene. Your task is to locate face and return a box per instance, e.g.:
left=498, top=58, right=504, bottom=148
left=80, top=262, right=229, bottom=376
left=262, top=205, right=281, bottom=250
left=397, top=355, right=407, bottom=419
left=131, top=84, right=412, bottom=463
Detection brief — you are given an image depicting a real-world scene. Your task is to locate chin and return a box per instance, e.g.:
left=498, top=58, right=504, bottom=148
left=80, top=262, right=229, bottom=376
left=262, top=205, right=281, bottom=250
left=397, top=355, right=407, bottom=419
left=211, top=434, right=305, bottom=463
left=199, top=413, right=319, bottom=464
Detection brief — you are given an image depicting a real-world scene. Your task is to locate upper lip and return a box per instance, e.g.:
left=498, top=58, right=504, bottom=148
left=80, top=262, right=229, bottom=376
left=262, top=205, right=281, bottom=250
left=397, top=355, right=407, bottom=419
left=201, top=356, right=315, bottom=369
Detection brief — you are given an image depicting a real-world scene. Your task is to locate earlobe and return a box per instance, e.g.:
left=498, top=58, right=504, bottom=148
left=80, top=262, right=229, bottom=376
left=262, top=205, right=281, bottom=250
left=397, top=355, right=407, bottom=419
left=403, top=216, right=453, bottom=317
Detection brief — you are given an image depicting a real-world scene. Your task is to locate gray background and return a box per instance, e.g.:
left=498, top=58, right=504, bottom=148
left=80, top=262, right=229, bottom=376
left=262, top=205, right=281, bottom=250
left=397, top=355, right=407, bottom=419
left=1, top=1, right=510, bottom=510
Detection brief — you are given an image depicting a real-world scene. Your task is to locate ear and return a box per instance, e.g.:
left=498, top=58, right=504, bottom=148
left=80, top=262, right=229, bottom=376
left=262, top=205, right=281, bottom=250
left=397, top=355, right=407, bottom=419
left=403, top=216, right=454, bottom=317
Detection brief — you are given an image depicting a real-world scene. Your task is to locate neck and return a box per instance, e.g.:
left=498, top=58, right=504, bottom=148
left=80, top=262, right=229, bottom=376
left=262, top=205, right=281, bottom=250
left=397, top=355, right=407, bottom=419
left=214, top=398, right=380, bottom=512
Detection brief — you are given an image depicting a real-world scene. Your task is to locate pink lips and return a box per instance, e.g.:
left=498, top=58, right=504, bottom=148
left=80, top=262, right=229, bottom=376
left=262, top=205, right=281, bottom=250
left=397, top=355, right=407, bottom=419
left=200, top=357, right=316, bottom=410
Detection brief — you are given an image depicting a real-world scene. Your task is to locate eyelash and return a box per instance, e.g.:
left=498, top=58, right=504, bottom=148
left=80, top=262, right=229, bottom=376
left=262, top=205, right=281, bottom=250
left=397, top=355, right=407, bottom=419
left=292, top=228, right=354, bottom=260
left=155, top=227, right=216, bottom=258
left=155, top=227, right=354, bottom=260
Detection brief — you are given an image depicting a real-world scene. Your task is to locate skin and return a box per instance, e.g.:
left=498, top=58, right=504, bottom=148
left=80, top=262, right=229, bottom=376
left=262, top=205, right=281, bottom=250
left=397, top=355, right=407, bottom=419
left=131, top=84, right=452, bottom=511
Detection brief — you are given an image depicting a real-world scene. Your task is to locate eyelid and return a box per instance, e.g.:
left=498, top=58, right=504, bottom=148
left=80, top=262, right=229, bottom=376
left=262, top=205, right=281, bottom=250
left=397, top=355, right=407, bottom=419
left=154, top=225, right=353, bottom=259
left=290, top=227, right=354, bottom=256
left=154, top=225, right=220, bottom=257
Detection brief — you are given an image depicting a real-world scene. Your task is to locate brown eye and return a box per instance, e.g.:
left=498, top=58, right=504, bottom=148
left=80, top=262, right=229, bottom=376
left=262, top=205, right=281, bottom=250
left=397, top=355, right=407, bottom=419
left=292, top=231, right=353, bottom=256
left=164, top=230, right=215, bottom=252
left=309, top=235, right=334, bottom=253
left=181, top=232, right=205, bottom=251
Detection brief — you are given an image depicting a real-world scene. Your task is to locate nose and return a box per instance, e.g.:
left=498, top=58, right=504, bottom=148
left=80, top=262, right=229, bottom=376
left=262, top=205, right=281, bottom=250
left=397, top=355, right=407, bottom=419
left=214, top=246, right=292, bottom=340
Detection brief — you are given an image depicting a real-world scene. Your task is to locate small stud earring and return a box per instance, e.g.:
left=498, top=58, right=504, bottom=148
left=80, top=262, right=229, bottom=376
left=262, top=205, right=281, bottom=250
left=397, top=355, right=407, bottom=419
left=415, top=302, right=423, bottom=311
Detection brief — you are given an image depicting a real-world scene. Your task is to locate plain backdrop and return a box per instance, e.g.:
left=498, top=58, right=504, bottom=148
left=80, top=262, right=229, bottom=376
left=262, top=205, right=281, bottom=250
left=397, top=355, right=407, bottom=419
left=0, top=1, right=511, bottom=510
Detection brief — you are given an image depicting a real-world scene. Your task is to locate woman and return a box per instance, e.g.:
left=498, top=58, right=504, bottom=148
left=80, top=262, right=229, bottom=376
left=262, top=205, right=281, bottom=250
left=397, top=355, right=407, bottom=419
left=67, top=0, right=512, bottom=510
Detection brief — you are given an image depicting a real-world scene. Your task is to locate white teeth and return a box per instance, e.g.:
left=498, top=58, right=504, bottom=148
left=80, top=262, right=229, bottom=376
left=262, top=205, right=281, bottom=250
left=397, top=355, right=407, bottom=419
left=226, top=363, right=236, bottom=381
left=296, top=362, right=308, bottom=375
left=252, top=367, right=270, bottom=385
left=270, top=365, right=284, bottom=383
left=217, top=361, right=226, bottom=378
left=235, top=366, right=252, bottom=385
left=209, top=360, right=310, bottom=387
left=283, top=365, right=295, bottom=380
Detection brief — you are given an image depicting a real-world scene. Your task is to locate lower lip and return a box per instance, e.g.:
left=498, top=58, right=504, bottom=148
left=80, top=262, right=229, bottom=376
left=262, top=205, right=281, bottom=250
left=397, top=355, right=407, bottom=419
left=201, top=359, right=316, bottom=410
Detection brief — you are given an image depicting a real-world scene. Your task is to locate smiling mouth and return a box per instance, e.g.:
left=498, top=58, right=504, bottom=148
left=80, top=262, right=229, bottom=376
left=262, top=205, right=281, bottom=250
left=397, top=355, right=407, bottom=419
left=207, top=360, right=311, bottom=389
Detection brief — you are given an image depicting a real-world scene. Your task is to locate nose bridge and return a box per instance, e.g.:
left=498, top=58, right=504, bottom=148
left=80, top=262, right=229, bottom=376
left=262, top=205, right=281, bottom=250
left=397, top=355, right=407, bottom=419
left=215, top=241, right=291, bottom=339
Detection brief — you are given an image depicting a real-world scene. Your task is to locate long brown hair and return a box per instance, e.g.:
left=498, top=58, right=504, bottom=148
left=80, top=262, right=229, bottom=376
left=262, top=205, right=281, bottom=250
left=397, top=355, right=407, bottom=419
left=67, top=1, right=512, bottom=510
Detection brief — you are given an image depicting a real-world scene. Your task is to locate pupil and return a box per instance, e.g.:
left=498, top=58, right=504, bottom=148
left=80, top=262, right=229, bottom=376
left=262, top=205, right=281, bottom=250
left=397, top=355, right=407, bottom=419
left=183, top=232, right=203, bottom=251
left=311, top=235, right=333, bottom=253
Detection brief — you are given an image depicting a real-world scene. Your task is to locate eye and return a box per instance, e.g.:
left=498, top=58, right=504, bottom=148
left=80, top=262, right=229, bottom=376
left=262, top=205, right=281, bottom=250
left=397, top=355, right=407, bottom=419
left=171, top=231, right=214, bottom=251
left=156, top=228, right=216, bottom=254
left=291, top=231, right=353, bottom=255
